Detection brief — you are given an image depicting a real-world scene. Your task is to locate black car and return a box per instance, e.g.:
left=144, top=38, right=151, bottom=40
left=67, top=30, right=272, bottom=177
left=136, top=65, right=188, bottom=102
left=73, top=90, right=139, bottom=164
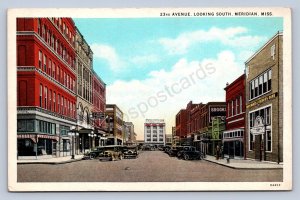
left=82, top=147, right=105, bottom=160
left=168, top=146, right=185, bottom=157
left=177, top=146, right=201, bottom=160
left=122, top=146, right=138, bottom=159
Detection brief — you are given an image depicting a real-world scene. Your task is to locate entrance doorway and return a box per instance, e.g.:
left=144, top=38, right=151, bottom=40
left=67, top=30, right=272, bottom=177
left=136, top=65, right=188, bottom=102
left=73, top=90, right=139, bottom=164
left=254, top=135, right=262, bottom=161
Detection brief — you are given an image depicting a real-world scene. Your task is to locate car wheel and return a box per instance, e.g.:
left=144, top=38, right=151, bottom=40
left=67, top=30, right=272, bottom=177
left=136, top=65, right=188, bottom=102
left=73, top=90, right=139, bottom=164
left=184, top=154, right=189, bottom=160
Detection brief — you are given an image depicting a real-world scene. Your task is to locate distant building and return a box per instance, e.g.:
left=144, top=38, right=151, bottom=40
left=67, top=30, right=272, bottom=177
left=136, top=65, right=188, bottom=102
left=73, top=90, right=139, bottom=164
left=105, top=104, right=124, bottom=145
left=144, top=119, right=166, bottom=146
left=165, top=134, right=172, bottom=145
left=124, top=122, right=136, bottom=145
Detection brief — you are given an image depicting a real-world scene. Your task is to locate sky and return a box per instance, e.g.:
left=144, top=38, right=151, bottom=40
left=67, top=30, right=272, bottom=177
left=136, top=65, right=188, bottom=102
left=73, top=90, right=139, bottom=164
left=74, top=17, right=283, bottom=140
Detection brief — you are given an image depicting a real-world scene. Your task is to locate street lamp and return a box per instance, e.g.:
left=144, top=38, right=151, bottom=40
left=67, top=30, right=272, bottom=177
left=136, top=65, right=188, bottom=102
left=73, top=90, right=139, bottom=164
left=88, top=131, right=96, bottom=151
left=68, top=126, right=79, bottom=159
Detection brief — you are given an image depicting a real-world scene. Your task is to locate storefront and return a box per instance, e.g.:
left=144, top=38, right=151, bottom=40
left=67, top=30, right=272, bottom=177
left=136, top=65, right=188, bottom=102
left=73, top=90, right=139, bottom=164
left=222, top=129, right=244, bottom=159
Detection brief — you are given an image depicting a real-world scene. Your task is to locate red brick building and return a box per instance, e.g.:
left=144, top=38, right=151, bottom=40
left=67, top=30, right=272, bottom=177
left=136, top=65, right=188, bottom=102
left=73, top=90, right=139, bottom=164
left=223, top=74, right=246, bottom=159
left=17, top=18, right=77, bottom=158
left=175, top=109, right=187, bottom=141
left=92, top=70, right=107, bottom=146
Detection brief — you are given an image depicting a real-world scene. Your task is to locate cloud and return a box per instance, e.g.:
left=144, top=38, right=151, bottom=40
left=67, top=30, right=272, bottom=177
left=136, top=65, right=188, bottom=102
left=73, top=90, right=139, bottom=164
left=106, top=50, right=243, bottom=140
left=159, top=27, right=266, bottom=55
left=90, top=43, right=123, bottom=71
left=130, top=54, right=160, bottom=66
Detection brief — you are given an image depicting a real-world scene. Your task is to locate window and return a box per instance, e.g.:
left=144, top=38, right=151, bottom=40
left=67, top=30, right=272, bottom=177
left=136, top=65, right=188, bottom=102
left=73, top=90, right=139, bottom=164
left=43, top=55, right=47, bottom=72
left=268, top=70, right=272, bottom=91
left=39, top=84, right=43, bottom=107
left=240, top=95, right=243, bottom=113
left=49, top=90, right=52, bottom=111
left=44, top=87, right=47, bottom=109
left=231, top=101, right=234, bottom=116
left=37, top=19, right=41, bottom=35
left=52, top=63, right=56, bottom=78
left=236, top=98, right=239, bottom=115
left=57, top=94, right=60, bottom=113
left=38, top=51, right=42, bottom=68
left=53, top=92, right=56, bottom=112
left=227, top=103, right=230, bottom=116
left=266, top=130, right=272, bottom=151
left=259, top=75, right=263, bottom=95
left=48, top=59, right=52, bottom=75
left=61, top=96, right=64, bottom=115
left=254, top=79, right=258, bottom=97
left=249, top=69, right=272, bottom=100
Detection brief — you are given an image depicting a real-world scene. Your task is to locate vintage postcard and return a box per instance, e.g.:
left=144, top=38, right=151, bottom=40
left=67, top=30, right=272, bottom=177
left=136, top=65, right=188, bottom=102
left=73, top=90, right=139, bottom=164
left=8, top=8, right=292, bottom=191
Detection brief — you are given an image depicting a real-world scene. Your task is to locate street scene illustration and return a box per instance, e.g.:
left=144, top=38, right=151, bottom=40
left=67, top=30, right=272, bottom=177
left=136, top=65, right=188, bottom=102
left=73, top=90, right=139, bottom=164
left=16, top=16, right=284, bottom=183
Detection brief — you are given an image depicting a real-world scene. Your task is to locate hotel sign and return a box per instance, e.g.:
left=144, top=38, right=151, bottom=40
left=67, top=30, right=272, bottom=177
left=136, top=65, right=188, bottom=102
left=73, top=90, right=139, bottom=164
left=246, top=92, right=278, bottom=109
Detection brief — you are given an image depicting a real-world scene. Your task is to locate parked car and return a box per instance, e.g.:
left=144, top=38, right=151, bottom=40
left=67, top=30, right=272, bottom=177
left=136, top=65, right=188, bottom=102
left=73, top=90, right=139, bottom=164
left=82, top=147, right=105, bottom=160
left=168, top=146, right=185, bottom=157
left=99, top=145, right=124, bottom=161
left=122, top=145, right=138, bottom=159
left=177, top=146, right=201, bottom=160
left=164, top=146, right=171, bottom=154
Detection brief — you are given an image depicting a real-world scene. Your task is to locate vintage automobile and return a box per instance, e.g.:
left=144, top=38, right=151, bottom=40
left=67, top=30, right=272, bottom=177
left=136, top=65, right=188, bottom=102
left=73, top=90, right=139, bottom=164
left=168, top=146, right=185, bottom=157
left=177, top=146, right=201, bottom=160
left=99, top=145, right=124, bottom=161
left=82, top=147, right=105, bottom=160
left=122, top=145, right=138, bottom=159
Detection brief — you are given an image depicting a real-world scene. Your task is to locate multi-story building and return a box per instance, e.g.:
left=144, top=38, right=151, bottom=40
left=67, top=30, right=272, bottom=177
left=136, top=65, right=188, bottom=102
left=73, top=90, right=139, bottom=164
left=223, top=74, right=246, bottom=159
left=75, top=27, right=94, bottom=153
left=17, top=18, right=77, bottom=158
left=196, top=102, right=226, bottom=156
left=124, top=122, right=135, bottom=145
left=144, top=119, right=166, bottom=146
left=165, top=134, right=172, bottom=145
left=245, top=32, right=283, bottom=163
left=105, top=104, right=124, bottom=145
left=190, top=103, right=205, bottom=147
left=175, top=109, right=187, bottom=143
left=92, top=70, right=107, bottom=146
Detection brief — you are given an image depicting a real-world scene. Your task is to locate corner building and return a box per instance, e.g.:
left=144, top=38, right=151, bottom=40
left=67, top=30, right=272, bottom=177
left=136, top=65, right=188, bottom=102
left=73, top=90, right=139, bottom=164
left=245, top=32, right=283, bottom=163
left=17, top=18, right=77, bottom=158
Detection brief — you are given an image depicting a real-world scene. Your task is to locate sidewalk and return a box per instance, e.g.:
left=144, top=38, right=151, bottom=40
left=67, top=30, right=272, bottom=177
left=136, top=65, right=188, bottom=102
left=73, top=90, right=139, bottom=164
left=17, top=155, right=84, bottom=165
left=203, top=155, right=283, bottom=169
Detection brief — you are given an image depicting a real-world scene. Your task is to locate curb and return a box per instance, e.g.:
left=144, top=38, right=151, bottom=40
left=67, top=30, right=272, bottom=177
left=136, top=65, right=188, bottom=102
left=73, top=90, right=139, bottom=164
left=17, top=158, right=83, bottom=165
left=203, top=159, right=283, bottom=170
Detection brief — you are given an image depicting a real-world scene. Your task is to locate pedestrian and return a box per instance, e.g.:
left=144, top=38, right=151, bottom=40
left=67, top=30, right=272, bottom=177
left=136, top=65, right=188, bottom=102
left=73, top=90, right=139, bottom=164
left=221, top=145, right=224, bottom=159
left=216, top=145, right=220, bottom=160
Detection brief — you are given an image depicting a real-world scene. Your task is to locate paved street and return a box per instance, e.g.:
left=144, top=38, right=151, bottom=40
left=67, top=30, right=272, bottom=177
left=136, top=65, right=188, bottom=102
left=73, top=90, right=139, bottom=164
left=17, top=151, right=282, bottom=182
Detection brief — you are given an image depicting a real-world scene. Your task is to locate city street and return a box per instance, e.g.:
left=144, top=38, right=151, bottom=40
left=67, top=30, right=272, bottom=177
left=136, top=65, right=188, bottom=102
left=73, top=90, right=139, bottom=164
left=17, top=151, right=283, bottom=182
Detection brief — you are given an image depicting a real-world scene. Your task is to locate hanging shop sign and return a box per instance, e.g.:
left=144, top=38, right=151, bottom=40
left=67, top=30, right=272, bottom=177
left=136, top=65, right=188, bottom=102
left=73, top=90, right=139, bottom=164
left=209, top=106, right=226, bottom=122
left=246, top=92, right=278, bottom=109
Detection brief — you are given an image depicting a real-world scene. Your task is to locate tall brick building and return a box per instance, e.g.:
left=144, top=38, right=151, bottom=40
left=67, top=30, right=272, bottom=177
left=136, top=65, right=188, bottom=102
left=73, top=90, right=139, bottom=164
left=245, top=32, right=283, bottom=163
left=223, top=74, right=246, bottom=159
left=17, top=18, right=77, bottom=157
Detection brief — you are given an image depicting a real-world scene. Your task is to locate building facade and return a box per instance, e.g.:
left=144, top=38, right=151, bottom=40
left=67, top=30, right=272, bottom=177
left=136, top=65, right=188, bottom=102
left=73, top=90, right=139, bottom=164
left=17, top=18, right=77, bottom=158
left=92, top=71, right=107, bottom=147
left=175, top=109, right=187, bottom=144
left=245, top=32, right=283, bottom=163
left=144, top=119, right=166, bottom=146
left=105, top=104, right=124, bottom=145
left=75, top=27, right=94, bottom=153
left=223, top=74, right=246, bottom=159
left=124, top=122, right=136, bottom=145
left=196, top=102, right=226, bottom=156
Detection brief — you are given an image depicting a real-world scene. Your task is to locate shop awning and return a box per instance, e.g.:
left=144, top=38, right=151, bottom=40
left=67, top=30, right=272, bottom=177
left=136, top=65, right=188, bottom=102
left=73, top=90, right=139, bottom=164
left=17, top=134, right=59, bottom=143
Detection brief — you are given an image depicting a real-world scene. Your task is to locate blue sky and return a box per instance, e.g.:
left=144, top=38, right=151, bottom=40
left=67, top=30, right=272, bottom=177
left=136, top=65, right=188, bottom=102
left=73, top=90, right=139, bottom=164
left=74, top=17, right=283, bottom=139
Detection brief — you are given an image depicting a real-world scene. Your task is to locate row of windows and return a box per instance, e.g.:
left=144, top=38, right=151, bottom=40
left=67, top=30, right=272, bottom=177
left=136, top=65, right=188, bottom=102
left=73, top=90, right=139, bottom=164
left=37, top=19, right=75, bottom=70
left=49, top=18, right=75, bottom=47
left=223, top=130, right=244, bottom=138
left=38, top=50, right=75, bottom=93
left=249, top=69, right=272, bottom=100
left=17, top=119, right=56, bottom=135
left=228, top=95, right=243, bottom=117
left=39, top=84, right=76, bottom=119
left=146, top=138, right=164, bottom=142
